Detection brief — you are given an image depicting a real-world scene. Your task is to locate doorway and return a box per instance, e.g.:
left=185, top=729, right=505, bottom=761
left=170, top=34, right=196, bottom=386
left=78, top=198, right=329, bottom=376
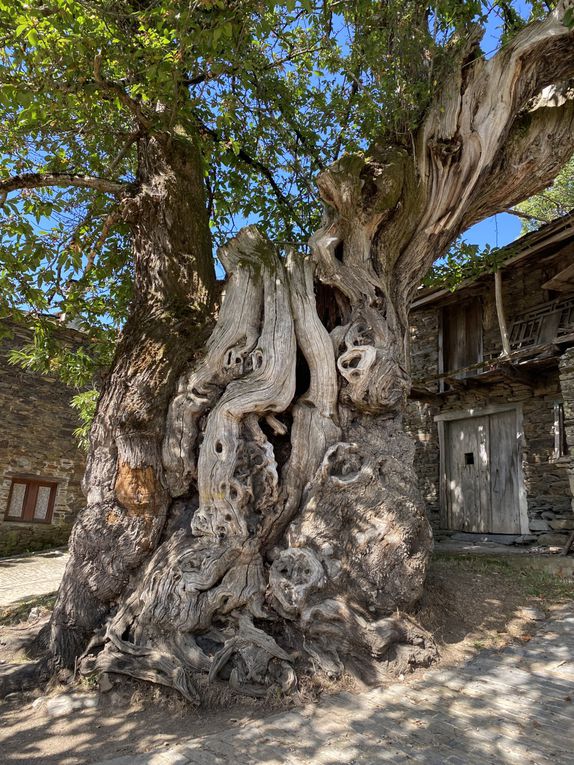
left=438, top=406, right=528, bottom=534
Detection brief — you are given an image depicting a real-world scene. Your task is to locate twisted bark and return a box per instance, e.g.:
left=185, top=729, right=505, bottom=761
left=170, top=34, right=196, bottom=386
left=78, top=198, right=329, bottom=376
left=30, top=1, right=574, bottom=703
left=48, top=133, right=216, bottom=667
left=91, top=226, right=434, bottom=698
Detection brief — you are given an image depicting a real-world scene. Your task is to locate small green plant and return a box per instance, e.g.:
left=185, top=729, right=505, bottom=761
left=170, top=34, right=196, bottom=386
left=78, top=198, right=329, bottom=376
left=79, top=672, right=100, bottom=690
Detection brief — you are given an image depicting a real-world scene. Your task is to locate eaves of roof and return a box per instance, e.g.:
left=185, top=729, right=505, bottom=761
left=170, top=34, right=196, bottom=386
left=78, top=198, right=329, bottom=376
left=412, top=211, right=574, bottom=310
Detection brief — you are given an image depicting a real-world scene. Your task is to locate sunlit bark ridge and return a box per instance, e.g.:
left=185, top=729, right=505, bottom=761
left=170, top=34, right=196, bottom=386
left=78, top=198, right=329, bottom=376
left=43, top=3, right=574, bottom=700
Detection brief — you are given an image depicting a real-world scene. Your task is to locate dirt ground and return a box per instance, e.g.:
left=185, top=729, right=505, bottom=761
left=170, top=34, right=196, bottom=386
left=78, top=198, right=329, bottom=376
left=1, top=554, right=572, bottom=765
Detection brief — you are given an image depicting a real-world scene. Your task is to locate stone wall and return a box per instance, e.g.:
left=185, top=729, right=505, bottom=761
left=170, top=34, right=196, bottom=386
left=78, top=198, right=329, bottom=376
left=404, top=399, right=441, bottom=527
left=406, top=244, right=574, bottom=541
left=405, top=308, right=441, bottom=528
left=557, top=348, right=574, bottom=541
left=0, top=322, right=86, bottom=556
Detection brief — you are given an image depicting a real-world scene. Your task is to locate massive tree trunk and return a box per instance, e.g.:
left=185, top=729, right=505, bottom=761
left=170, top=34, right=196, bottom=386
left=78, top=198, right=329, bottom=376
left=48, top=132, right=216, bottom=668
left=42, top=4, right=574, bottom=700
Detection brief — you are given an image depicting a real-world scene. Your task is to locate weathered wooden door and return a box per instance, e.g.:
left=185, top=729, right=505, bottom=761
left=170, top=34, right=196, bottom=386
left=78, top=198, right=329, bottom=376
left=444, top=409, right=522, bottom=533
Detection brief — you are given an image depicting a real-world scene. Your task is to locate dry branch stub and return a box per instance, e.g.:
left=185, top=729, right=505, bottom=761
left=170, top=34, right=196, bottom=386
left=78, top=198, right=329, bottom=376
left=84, top=225, right=435, bottom=700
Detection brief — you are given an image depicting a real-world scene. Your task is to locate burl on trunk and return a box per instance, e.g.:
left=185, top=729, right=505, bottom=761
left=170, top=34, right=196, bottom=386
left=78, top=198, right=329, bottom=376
left=46, top=3, right=574, bottom=701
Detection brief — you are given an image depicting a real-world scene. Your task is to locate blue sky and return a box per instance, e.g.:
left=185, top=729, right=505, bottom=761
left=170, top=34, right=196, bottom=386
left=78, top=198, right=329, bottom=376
left=465, top=213, right=522, bottom=251
left=458, top=0, right=532, bottom=251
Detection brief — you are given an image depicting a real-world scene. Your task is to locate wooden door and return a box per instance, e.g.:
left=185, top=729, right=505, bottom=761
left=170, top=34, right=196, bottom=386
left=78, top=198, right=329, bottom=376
left=444, top=409, right=521, bottom=533
left=489, top=409, right=522, bottom=533
left=445, top=415, right=490, bottom=532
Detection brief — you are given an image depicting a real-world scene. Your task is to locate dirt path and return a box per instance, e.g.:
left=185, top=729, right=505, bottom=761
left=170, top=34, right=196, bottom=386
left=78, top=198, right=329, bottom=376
left=0, top=555, right=572, bottom=764
left=99, top=603, right=574, bottom=765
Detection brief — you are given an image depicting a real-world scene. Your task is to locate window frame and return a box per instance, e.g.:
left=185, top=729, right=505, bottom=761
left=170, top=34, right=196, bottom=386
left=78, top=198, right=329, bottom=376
left=439, top=296, right=483, bottom=390
left=553, top=401, right=569, bottom=460
left=5, top=477, right=58, bottom=524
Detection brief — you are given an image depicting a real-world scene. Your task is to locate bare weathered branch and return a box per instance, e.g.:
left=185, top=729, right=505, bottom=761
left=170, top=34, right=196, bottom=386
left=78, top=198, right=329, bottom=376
left=0, top=172, right=132, bottom=205
left=463, top=98, right=574, bottom=226
left=388, top=2, right=574, bottom=301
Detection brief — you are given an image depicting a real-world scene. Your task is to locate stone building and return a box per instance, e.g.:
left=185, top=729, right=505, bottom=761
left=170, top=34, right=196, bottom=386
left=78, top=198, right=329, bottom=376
left=406, top=212, right=574, bottom=546
left=0, top=320, right=86, bottom=556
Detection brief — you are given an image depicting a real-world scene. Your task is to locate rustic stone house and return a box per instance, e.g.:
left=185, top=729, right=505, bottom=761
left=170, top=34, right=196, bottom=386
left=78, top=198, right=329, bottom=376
left=0, top=320, right=86, bottom=556
left=406, top=212, right=574, bottom=546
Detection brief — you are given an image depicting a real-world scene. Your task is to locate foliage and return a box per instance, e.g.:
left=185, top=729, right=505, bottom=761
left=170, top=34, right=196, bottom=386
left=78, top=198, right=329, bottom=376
left=422, top=239, right=504, bottom=290
left=515, top=154, right=574, bottom=233
left=0, top=0, right=562, bottom=399
left=71, top=387, right=99, bottom=451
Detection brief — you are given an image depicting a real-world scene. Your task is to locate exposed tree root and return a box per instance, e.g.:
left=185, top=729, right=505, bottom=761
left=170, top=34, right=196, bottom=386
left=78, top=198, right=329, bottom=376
left=48, top=6, right=574, bottom=697
left=77, top=227, right=434, bottom=700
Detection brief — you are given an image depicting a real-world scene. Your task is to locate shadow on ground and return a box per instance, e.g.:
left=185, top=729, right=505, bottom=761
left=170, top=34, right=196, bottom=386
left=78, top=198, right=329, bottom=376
left=0, top=606, right=572, bottom=765
left=0, top=550, right=67, bottom=569
left=0, top=555, right=572, bottom=764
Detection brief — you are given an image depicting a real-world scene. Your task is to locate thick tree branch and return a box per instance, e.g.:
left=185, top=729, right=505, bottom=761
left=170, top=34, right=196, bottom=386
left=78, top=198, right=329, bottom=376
left=419, top=2, right=574, bottom=232
left=464, top=98, right=574, bottom=226
left=0, top=173, right=132, bottom=205
left=390, top=1, right=574, bottom=301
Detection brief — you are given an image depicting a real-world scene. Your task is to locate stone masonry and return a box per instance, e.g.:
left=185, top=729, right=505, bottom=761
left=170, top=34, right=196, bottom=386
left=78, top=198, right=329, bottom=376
left=558, top=347, right=574, bottom=537
left=405, top=220, right=574, bottom=543
left=0, top=320, right=86, bottom=556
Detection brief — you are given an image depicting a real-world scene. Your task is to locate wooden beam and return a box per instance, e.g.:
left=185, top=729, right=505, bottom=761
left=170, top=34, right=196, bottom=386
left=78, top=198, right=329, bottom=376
left=541, top=262, right=574, bottom=292
left=495, top=270, right=512, bottom=356
left=497, top=362, right=537, bottom=388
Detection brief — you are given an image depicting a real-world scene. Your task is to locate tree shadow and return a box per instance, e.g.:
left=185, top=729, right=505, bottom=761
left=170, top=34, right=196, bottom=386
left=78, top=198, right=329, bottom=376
left=176, top=608, right=573, bottom=765
left=0, top=607, right=571, bottom=764
left=0, top=549, right=67, bottom=568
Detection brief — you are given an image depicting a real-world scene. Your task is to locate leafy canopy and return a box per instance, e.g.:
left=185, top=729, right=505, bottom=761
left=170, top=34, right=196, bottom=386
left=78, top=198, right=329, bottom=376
left=0, top=0, right=557, bottom=398
left=515, top=154, right=574, bottom=233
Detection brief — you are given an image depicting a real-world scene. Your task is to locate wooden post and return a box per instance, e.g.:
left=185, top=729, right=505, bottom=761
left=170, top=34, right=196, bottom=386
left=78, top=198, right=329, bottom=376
left=495, top=270, right=511, bottom=357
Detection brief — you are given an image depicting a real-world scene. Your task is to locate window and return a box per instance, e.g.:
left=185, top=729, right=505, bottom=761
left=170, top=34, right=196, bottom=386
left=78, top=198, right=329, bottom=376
left=441, top=297, right=483, bottom=379
left=5, top=478, right=57, bottom=524
left=553, top=402, right=568, bottom=460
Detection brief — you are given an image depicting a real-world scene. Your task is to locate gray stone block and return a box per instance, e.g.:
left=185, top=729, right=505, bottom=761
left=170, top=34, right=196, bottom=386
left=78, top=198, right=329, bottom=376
left=549, top=518, right=574, bottom=530
left=529, top=518, right=550, bottom=531
left=536, top=532, right=569, bottom=546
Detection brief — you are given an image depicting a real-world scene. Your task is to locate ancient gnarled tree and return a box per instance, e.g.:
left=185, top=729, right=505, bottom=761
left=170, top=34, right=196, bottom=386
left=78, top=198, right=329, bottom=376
left=1, top=1, right=574, bottom=700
